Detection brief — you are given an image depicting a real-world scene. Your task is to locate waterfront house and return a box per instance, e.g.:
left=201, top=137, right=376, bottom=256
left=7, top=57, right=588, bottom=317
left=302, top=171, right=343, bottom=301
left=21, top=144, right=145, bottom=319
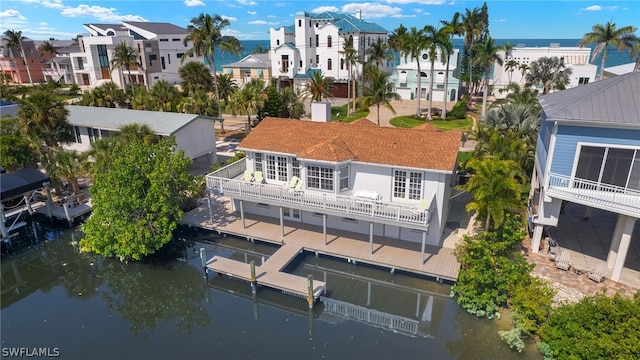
left=528, top=71, right=640, bottom=282
left=391, top=48, right=461, bottom=103
left=205, top=117, right=461, bottom=250
left=63, top=106, right=217, bottom=163
left=493, top=43, right=597, bottom=98
left=269, top=11, right=389, bottom=93
left=221, top=53, right=271, bottom=87
left=39, top=40, right=78, bottom=84
left=69, top=22, right=204, bottom=88
left=0, top=36, right=48, bottom=84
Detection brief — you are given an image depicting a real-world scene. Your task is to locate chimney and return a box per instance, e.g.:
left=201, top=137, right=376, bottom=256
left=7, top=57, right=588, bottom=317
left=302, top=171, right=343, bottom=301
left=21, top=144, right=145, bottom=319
left=356, top=10, right=362, bottom=20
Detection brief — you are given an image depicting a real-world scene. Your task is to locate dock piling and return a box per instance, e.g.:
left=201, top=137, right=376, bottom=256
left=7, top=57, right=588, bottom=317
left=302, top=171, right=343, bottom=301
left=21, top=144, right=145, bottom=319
left=199, top=248, right=207, bottom=275
left=307, top=274, right=314, bottom=309
left=250, top=260, right=257, bottom=294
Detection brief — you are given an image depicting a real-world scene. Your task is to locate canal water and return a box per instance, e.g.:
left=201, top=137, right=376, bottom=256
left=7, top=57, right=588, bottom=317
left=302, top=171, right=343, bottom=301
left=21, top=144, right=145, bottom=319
left=1, top=221, right=540, bottom=359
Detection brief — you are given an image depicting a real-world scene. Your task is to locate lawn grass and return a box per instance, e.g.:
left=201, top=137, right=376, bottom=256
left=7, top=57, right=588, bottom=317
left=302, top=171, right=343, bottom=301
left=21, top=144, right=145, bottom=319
left=331, top=103, right=370, bottom=123
left=389, top=115, right=473, bottom=131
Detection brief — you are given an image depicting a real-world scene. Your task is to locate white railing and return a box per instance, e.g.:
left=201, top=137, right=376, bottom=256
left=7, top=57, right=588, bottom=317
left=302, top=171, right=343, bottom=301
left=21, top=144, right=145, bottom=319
left=547, top=172, right=640, bottom=214
left=205, top=161, right=430, bottom=227
left=321, top=297, right=419, bottom=335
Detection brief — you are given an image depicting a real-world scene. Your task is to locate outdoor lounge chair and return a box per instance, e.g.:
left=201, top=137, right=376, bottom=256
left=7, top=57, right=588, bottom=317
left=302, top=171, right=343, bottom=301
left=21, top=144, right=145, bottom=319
left=242, top=170, right=253, bottom=182
left=555, top=251, right=571, bottom=271
left=285, top=176, right=300, bottom=189
left=293, top=177, right=304, bottom=192
left=254, top=171, right=264, bottom=184
left=412, top=199, right=429, bottom=215
left=588, top=262, right=607, bottom=283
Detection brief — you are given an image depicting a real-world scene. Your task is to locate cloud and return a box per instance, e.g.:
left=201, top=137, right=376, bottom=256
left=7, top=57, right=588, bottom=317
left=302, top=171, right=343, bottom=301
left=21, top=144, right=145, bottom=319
left=582, top=5, right=602, bottom=11
left=248, top=20, right=279, bottom=25
left=17, top=0, right=64, bottom=9
left=221, top=15, right=238, bottom=21
left=247, top=10, right=257, bottom=15
left=499, top=18, right=506, bottom=22
left=275, top=2, right=286, bottom=6
left=184, top=0, right=205, bottom=6
left=342, top=3, right=402, bottom=18
left=237, top=0, right=257, bottom=5
left=384, top=0, right=445, bottom=4
left=391, top=14, right=417, bottom=18
left=0, top=9, right=27, bottom=21
left=312, top=6, right=340, bottom=13
left=61, top=5, right=147, bottom=22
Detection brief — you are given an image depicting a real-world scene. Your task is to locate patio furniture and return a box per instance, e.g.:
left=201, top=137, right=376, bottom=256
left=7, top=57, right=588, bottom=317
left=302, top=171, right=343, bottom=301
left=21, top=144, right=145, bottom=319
left=285, top=176, right=300, bottom=189
left=242, top=170, right=253, bottom=182
left=293, top=178, right=303, bottom=192
left=412, top=199, right=429, bottom=215
left=572, top=264, right=587, bottom=276
left=254, top=171, right=264, bottom=184
left=588, top=262, right=607, bottom=283
left=354, top=189, right=381, bottom=201
left=555, top=251, right=571, bottom=271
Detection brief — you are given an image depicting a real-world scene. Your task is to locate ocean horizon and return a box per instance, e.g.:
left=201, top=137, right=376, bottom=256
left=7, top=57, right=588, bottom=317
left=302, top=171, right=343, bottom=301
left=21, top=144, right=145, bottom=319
left=213, top=39, right=634, bottom=75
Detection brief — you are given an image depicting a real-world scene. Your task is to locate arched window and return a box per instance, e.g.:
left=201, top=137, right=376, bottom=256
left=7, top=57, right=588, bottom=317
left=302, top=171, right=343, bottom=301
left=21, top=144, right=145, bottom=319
left=327, top=58, right=332, bottom=70
left=327, top=35, right=332, bottom=48
left=106, top=30, right=115, bottom=36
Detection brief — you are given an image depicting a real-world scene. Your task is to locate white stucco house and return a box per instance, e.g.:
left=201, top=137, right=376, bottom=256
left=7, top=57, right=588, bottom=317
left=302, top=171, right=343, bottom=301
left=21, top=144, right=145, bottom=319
left=493, top=43, right=597, bottom=98
left=63, top=106, right=217, bottom=163
left=269, top=11, right=389, bottom=93
left=205, top=117, right=462, bottom=252
left=69, top=22, right=203, bottom=88
left=528, top=71, right=640, bottom=282
left=391, top=48, right=461, bottom=102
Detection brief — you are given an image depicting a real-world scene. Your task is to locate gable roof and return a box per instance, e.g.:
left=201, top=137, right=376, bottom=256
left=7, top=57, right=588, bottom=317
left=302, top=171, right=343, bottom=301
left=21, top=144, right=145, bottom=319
left=123, top=22, right=188, bottom=35
left=65, top=106, right=206, bottom=136
left=538, top=71, right=640, bottom=127
left=238, top=117, right=461, bottom=171
left=223, top=54, right=270, bottom=69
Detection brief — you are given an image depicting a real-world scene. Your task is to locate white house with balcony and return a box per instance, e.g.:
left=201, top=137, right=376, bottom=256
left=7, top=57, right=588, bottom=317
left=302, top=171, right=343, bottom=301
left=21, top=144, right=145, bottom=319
left=529, top=71, right=640, bottom=282
left=39, top=40, right=78, bottom=84
left=69, top=22, right=203, bottom=88
left=62, top=105, right=217, bottom=163
left=493, top=43, right=597, bottom=99
left=269, top=11, right=389, bottom=92
left=391, top=48, right=461, bottom=103
left=206, top=117, right=461, bottom=253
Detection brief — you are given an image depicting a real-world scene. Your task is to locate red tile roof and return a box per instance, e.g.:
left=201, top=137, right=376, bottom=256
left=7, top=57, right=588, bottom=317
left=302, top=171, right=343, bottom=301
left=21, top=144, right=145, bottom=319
left=238, top=117, right=462, bottom=171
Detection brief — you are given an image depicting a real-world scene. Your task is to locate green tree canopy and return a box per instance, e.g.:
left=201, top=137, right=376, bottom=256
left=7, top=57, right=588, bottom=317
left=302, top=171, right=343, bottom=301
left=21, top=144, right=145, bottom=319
left=525, top=56, right=572, bottom=94
left=357, top=66, right=399, bottom=126
left=178, top=61, right=213, bottom=95
left=578, top=21, right=638, bottom=80
left=80, top=136, right=193, bottom=261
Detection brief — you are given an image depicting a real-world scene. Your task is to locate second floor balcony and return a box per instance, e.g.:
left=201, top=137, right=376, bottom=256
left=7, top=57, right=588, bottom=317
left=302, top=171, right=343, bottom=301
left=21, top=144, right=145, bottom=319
left=546, top=172, right=640, bottom=218
left=205, top=160, right=434, bottom=230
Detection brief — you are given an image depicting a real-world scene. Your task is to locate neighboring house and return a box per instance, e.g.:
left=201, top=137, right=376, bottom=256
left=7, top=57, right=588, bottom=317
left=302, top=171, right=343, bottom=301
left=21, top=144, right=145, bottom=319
left=0, top=36, right=48, bottom=84
left=269, top=11, right=389, bottom=92
left=205, top=117, right=461, bottom=248
left=69, top=22, right=203, bottom=88
left=63, top=105, right=217, bottom=163
left=391, top=48, right=461, bottom=102
left=39, top=40, right=78, bottom=84
left=528, top=72, right=640, bottom=282
left=221, top=53, right=271, bottom=87
left=493, top=43, right=597, bottom=98
left=602, top=62, right=637, bottom=79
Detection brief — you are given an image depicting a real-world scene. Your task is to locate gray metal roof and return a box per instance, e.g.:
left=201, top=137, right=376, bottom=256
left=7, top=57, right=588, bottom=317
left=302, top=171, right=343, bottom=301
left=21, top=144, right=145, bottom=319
left=123, top=22, right=188, bottom=35
left=223, top=54, right=270, bottom=69
left=538, top=71, right=640, bottom=127
left=65, top=106, right=203, bottom=136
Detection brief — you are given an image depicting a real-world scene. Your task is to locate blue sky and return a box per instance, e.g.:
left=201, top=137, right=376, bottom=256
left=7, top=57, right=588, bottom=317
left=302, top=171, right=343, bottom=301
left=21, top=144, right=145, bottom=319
left=1, top=0, right=639, bottom=40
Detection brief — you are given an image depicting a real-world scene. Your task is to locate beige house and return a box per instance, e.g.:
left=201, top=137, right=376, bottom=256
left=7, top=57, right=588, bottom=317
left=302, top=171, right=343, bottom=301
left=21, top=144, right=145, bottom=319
left=221, top=53, right=272, bottom=87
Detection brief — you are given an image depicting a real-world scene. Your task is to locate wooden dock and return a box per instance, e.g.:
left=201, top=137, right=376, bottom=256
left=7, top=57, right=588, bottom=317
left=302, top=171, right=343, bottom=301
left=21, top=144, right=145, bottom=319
left=33, top=201, right=92, bottom=224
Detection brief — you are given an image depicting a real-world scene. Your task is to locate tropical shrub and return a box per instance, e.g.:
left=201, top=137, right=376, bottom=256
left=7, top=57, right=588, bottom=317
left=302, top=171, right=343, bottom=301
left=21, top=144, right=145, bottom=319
left=498, top=328, right=525, bottom=353
left=447, top=97, right=467, bottom=120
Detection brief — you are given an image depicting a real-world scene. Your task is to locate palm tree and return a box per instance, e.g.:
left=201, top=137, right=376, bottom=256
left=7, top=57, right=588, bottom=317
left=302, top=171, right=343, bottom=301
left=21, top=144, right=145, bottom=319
left=110, top=41, right=139, bottom=92
left=280, top=87, right=305, bottom=119
left=17, top=87, right=73, bottom=160
left=48, top=150, right=87, bottom=196
left=149, top=80, right=181, bottom=112
left=357, top=67, right=399, bottom=126
left=424, top=25, right=449, bottom=120
left=578, top=21, right=638, bottom=79
left=460, top=158, right=523, bottom=232
left=494, top=82, right=540, bottom=108
left=3, top=29, right=33, bottom=85
left=252, top=44, right=267, bottom=54
left=229, top=78, right=267, bottom=132
left=39, top=40, right=61, bottom=82
left=365, top=38, right=393, bottom=69
left=482, top=102, right=541, bottom=142
left=525, top=57, right=572, bottom=94
left=440, top=13, right=463, bottom=120
left=460, top=7, right=487, bottom=97
left=631, top=39, right=640, bottom=72
left=302, top=70, right=335, bottom=107
left=518, top=63, right=529, bottom=86
left=341, top=36, right=360, bottom=116
left=505, top=60, right=518, bottom=84
left=178, top=61, right=213, bottom=95
left=183, top=13, right=241, bottom=133
left=216, top=72, right=238, bottom=108
left=472, top=37, right=504, bottom=118
left=179, top=90, right=217, bottom=116
left=396, top=26, right=428, bottom=116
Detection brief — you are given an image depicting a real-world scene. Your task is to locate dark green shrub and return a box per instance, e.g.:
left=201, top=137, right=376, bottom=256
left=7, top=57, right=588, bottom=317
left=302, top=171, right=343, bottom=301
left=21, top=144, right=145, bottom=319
left=447, top=98, right=467, bottom=120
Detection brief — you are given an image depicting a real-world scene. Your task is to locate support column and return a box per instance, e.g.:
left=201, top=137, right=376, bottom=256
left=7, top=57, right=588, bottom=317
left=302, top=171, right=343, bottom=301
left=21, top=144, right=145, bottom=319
left=421, top=231, right=426, bottom=264
left=279, top=207, right=284, bottom=238
left=240, top=200, right=245, bottom=229
left=611, top=216, right=636, bottom=282
left=530, top=224, right=544, bottom=253
left=0, top=204, right=8, bottom=239
left=369, top=222, right=374, bottom=254
left=322, top=214, right=327, bottom=246
left=607, top=214, right=626, bottom=269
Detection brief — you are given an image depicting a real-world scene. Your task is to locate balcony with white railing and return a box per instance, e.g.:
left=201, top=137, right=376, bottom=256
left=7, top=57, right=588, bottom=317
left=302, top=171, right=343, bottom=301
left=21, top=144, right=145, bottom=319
left=205, top=160, right=433, bottom=229
left=546, top=172, right=640, bottom=217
